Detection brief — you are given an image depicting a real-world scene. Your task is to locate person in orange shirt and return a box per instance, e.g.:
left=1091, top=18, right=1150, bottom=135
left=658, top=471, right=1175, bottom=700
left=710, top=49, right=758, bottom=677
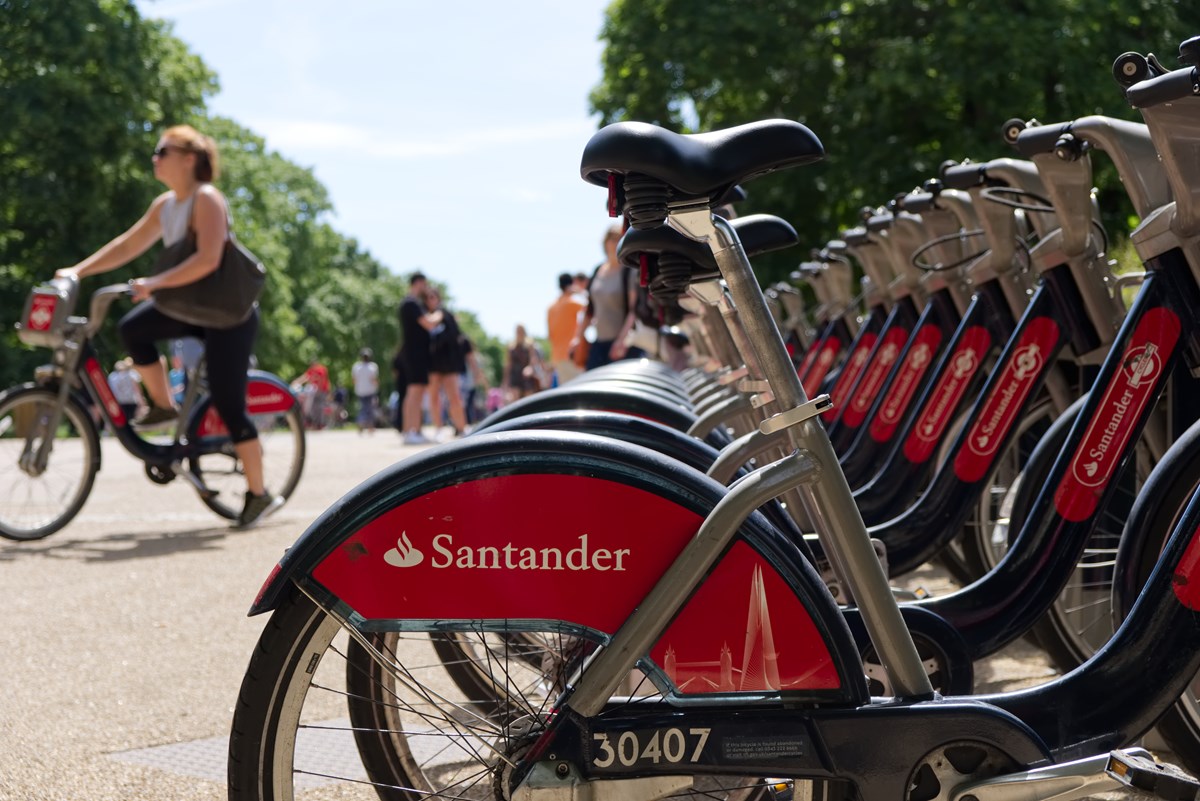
left=547, top=272, right=587, bottom=385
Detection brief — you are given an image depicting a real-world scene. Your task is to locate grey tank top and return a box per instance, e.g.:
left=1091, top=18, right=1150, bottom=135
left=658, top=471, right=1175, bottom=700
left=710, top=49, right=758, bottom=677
left=159, top=189, right=231, bottom=246
left=159, top=193, right=195, bottom=246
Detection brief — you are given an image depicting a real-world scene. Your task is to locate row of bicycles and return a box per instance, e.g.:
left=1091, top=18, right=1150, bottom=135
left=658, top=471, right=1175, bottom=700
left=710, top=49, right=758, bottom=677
left=225, top=39, right=1200, bottom=801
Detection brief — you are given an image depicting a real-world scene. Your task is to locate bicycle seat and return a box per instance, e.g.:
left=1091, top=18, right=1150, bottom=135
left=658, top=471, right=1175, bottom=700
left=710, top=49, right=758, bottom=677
left=842, top=227, right=872, bottom=247
left=866, top=211, right=895, bottom=232
left=617, top=213, right=799, bottom=270
left=580, top=120, right=824, bottom=209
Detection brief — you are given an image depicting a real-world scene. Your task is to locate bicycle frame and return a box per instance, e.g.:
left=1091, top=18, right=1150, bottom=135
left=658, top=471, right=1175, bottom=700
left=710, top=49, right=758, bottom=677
left=18, top=281, right=297, bottom=496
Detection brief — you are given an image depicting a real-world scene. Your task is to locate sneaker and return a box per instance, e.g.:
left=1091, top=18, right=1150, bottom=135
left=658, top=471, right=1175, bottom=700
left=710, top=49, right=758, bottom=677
left=132, top=406, right=178, bottom=430
left=235, top=491, right=284, bottom=529
left=402, top=431, right=431, bottom=445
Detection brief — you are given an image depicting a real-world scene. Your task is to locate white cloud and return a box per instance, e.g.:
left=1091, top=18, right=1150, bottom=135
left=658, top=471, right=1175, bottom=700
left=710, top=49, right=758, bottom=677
left=253, top=117, right=597, bottom=160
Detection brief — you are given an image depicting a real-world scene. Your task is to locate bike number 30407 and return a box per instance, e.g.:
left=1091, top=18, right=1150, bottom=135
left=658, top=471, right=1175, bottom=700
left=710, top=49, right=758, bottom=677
left=592, top=727, right=711, bottom=768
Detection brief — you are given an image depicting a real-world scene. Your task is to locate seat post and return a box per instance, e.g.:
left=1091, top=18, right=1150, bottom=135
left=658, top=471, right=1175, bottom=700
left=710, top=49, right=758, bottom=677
left=669, top=205, right=936, bottom=699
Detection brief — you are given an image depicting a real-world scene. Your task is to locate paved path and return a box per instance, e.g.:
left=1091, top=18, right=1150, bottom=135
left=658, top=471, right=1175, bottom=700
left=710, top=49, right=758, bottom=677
left=0, top=429, right=1063, bottom=800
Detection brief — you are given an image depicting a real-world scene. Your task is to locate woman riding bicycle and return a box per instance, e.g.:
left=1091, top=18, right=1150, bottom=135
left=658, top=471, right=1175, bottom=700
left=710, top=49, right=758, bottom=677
left=54, top=124, right=282, bottom=529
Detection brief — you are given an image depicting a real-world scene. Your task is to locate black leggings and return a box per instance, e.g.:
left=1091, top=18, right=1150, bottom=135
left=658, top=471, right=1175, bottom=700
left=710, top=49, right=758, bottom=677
left=119, top=302, right=260, bottom=444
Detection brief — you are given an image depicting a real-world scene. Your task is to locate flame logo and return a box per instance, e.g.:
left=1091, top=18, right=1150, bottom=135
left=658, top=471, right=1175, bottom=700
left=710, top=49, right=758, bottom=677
left=909, top=344, right=931, bottom=370
left=951, top=349, right=977, bottom=379
left=1012, top=344, right=1042, bottom=381
left=384, top=531, right=424, bottom=568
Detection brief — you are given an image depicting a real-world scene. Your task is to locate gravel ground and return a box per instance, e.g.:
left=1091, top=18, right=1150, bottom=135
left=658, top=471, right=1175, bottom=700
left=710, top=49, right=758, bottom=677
left=0, top=427, right=1140, bottom=800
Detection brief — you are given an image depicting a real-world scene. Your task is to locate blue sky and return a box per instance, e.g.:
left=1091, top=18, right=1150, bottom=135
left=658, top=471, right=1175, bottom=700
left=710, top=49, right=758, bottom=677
left=135, top=0, right=616, bottom=342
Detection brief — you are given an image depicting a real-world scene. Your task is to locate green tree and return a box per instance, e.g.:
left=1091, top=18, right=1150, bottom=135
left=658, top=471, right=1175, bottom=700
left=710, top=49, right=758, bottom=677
left=590, top=0, right=1200, bottom=282
left=0, top=2, right=509, bottom=402
left=1, top=0, right=214, bottom=384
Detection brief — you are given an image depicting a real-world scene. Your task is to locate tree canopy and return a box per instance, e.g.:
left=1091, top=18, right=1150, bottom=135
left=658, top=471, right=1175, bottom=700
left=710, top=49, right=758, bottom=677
left=0, top=0, right=503, bottom=395
left=590, top=0, right=1200, bottom=281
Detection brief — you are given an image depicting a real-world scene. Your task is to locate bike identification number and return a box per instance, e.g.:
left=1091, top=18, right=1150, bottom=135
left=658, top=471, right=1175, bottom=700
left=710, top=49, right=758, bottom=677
left=592, top=727, right=711, bottom=768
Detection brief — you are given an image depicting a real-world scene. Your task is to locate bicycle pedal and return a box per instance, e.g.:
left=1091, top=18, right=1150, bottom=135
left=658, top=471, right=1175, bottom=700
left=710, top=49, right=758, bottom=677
left=1107, top=750, right=1200, bottom=800
left=764, top=779, right=794, bottom=801
left=891, top=585, right=931, bottom=601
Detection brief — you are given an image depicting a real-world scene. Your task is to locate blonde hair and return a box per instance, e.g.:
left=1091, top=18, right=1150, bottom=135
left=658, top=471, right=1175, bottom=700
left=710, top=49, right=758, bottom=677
left=163, top=124, right=220, bottom=182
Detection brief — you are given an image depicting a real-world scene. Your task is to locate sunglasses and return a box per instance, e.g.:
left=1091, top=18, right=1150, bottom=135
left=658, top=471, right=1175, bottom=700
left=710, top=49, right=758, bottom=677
left=152, top=144, right=186, bottom=158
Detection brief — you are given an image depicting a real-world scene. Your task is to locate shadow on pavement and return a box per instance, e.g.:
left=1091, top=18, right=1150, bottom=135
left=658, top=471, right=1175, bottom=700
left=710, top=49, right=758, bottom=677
left=0, top=522, right=264, bottom=563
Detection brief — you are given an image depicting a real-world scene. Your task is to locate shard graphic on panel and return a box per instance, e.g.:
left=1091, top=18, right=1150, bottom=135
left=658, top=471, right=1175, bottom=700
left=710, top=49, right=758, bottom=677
left=664, top=565, right=780, bottom=692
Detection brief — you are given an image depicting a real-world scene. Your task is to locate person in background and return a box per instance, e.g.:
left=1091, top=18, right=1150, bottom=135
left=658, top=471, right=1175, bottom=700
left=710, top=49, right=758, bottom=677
left=458, top=334, right=490, bottom=426
left=572, top=272, right=589, bottom=299
left=502, top=324, right=547, bottom=402
left=547, top=272, right=586, bottom=386
left=107, top=358, right=144, bottom=424
left=424, top=288, right=469, bottom=440
left=54, top=124, right=281, bottom=528
left=571, top=224, right=642, bottom=370
left=292, top=360, right=331, bottom=429
left=351, top=348, right=380, bottom=435
left=397, top=272, right=441, bottom=445
left=390, top=345, right=406, bottom=432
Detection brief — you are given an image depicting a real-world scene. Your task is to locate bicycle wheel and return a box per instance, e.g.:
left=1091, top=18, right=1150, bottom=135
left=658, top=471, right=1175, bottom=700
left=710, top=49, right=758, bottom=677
left=1115, top=421, right=1200, bottom=773
left=228, top=433, right=855, bottom=801
left=230, top=588, right=769, bottom=801
left=187, top=399, right=305, bottom=520
left=0, top=384, right=100, bottom=541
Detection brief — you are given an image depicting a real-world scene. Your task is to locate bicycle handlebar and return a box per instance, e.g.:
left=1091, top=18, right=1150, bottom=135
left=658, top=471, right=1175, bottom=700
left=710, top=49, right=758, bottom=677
left=1126, top=66, right=1199, bottom=109
left=939, top=162, right=987, bottom=190
left=85, top=283, right=134, bottom=337
left=1013, top=121, right=1074, bottom=158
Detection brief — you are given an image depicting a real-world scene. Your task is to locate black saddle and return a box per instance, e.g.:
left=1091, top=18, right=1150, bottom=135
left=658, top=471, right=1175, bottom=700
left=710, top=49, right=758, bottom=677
left=842, top=227, right=872, bottom=247
left=617, top=214, right=799, bottom=307
left=865, top=211, right=895, bottom=232
left=617, top=213, right=799, bottom=271
left=580, top=120, right=824, bottom=224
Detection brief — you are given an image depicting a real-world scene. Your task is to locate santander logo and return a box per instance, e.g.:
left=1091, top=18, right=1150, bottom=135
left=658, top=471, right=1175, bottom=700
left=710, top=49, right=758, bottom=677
left=1054, top=308, right=1179, bottom=523
left=869, top=326, right=943, bottom=443
left=953, top=317, right=1060, bottom=483
left=384, top=531, right=424, bottom=567
left=383, top=531, right=631, bottom=572
left=28, top=296, right=56, bottom=330
left=903, top=325, right=991, bottom=464
left=967, top=343, right=1043, bottom=456
left=1073, top=343, right=1162, bottom=487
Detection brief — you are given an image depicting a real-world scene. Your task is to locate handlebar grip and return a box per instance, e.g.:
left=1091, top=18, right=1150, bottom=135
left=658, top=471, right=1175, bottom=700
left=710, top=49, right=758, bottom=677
left=1014, top=122, right=1074, bottom=158
left=1126, top=66, right=1199, bottom=109
left=940, top=163, right=986, bottom=190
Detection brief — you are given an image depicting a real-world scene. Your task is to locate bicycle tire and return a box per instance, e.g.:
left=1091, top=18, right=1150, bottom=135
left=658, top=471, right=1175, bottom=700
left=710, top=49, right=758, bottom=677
left=230, top=432, right=858, bottom=800
left=0, top=384, right=100, bottom=541
left=187, top=397, right=305, bottom=520
left=1115, top=420, right=1200, bottom=774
